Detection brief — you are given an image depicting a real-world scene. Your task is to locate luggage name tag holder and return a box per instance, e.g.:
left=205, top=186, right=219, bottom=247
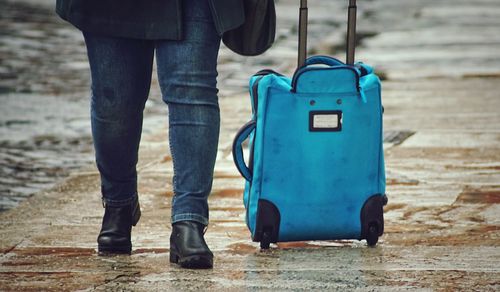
left=309, top=110, right=342, bottom=132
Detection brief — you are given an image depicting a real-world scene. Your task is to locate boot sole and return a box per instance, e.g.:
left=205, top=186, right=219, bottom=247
left=170, top=251, right=213, bottom=269
left=98, top=245, right=132, bottom=256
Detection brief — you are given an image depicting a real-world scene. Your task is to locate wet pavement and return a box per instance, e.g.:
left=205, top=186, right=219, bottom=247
left=1, top=0, right=500, bottom=290
left=0, top=0, right=95, bottom=211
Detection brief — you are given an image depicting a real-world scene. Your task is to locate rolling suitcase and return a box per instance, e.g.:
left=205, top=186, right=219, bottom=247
left=232, top=0, right=387, bottom=249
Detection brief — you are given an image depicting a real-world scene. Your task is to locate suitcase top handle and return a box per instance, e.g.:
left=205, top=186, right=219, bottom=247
left=298, top=0, right=357, bottom=68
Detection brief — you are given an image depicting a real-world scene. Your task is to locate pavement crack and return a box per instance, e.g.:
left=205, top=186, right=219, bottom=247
left=2, top=239, right=23, bottom=255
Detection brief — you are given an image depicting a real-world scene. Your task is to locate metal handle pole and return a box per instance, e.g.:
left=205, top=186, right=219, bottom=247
left=346, top=0, right=357, bottom=65
left=298, top=0, right=308, bottom=68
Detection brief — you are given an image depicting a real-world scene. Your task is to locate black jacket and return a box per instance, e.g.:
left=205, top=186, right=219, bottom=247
left=56, top=0, right=245, bottom=40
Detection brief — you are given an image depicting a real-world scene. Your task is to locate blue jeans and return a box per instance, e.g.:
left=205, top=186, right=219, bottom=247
left=83, top=0, right=221, bottom=226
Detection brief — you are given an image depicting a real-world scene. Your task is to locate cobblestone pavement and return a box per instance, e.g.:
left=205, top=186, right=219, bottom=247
left=1, top=0, right=500, bottom=290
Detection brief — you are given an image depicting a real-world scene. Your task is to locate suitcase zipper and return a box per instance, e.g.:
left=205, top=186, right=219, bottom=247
left=291, top=65, right=370, bottom=103
left=251, top=76, right=264, bottom=117
left=245, top=70, right=284, bottom=226
left=251, top=69, right=285, bottom=115
left=290, top=66, right=361, bottom=94
left=245, top=73, right=267, bottom=222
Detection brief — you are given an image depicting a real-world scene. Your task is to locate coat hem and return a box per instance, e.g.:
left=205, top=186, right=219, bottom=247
left=56, top=10, right=182, bottom=40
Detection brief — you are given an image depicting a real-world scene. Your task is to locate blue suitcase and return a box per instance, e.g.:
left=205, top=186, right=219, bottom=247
left=232, top=0, right=387, bottom=249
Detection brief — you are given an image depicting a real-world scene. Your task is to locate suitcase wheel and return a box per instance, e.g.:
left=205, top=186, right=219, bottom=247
left=361, top=194, right=385, bottom=247
left=260, top=229, right=272, bottom=249
left=366, top=222, right=379, bottom=247
left=255, top=199, right=280, bottom=249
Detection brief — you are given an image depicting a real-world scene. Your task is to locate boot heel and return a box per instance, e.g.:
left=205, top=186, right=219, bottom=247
left=132, top=201, right=141, bottom=227
left=169, top=251, right=179, bottom=263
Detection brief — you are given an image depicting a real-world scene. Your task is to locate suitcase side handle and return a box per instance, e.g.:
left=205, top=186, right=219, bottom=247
left=232, top=120, right=256, bottom=181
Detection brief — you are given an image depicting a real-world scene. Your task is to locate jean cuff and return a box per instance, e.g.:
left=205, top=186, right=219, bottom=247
left=171, top=213, right=209, bottom=226
left=101, top=193, right=138, bottom=207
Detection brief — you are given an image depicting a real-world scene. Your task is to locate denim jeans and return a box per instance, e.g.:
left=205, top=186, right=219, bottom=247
left=83, top=0, right=221, bottom=226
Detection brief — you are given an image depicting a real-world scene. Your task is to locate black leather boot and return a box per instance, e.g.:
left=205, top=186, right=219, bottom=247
left=169, top=221, right=213, bottom=269
left=97, top=197, right=141, bottom=255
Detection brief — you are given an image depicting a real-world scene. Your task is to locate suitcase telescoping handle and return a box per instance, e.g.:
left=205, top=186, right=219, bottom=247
left=297, top=0, right=357, bottom=67
left=298, top=0, right=308, bottom=68
left=346, top=0, right=358, bottom=65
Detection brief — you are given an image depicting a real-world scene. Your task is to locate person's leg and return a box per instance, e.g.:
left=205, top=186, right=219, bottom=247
left=155, top=0, right=221, bottom=268
left=84, top=32, right=155, bottom=254
left=156, top=3, right=221, bottom=227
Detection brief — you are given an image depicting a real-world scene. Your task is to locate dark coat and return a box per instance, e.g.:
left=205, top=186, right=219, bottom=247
left=56, top=0, right=245, bottom=40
